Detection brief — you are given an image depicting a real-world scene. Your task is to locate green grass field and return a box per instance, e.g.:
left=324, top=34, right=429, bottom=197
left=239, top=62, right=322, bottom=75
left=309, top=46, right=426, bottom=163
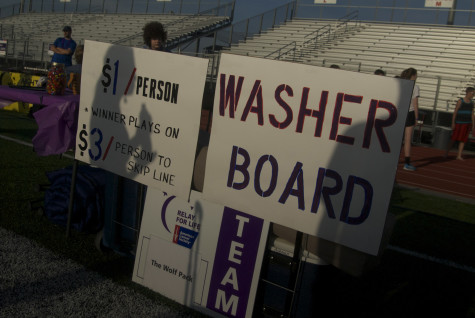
left=1, top=109, right=474, bottom=317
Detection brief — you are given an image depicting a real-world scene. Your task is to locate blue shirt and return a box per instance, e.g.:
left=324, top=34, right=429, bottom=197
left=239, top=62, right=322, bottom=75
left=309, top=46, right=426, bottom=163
left=456, top=98, right=474, bottom=124
left=51, top=37, right=77, bottom=67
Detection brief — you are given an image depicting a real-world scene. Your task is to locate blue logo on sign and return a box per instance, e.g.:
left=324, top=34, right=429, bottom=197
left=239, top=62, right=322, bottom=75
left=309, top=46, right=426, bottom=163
left=173, top=225, right=199, bottom=249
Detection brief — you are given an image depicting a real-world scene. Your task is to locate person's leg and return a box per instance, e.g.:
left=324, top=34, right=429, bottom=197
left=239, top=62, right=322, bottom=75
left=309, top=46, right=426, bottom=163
left=404, top=125, right=413, bottom=157
left=403, top=125, right=416, bottom=170
left=456, top=141, right=465, bottom=160
left=445, top=138, right=455, bottom=158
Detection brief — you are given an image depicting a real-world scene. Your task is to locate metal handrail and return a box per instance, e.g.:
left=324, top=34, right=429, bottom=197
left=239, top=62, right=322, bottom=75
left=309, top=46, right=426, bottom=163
left=265, top=10, right=360, bottom=62
left=336, top=10, right=360, bottom=28
left=225, top=1, right=297, bottom=46
left=301, top=24, right=332, bottom=51
left=264, top=41, right=297, bottom=60
left=113, top=1, right=235, bottom=46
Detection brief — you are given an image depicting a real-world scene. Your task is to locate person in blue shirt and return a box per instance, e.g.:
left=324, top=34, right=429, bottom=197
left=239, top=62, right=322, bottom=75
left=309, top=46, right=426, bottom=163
left=50, top=26, right=77, bottom=67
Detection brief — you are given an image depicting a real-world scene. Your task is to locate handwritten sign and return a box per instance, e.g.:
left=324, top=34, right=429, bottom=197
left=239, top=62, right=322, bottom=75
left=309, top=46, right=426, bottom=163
left=203, top=53, right=413, bottom=255
left=75, top=40, right=208, bottom=200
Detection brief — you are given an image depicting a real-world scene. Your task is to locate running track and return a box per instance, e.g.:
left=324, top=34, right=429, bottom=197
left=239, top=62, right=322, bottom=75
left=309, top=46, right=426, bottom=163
left=396, top=145, right=475, bottom=202
left=1, top=134, right=473, bottom=202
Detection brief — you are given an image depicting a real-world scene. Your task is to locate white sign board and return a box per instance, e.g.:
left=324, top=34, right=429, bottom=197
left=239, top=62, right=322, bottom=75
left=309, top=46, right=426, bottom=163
left=203, top=53, right=413, bottom=255
left=75, top=40, right=208, bottom=200
left=314, top=0, right=337, bottom=3
left=133, top=190, right=269, bottom=318
left=425, top=0, right=454, bottom=7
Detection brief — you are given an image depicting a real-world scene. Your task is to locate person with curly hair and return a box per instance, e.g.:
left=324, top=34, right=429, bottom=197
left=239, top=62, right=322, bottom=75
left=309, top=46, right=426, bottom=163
left=142, top=21, right=169, bottom=51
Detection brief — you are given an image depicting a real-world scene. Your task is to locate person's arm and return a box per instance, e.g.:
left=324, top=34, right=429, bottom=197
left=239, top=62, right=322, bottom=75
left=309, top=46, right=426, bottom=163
left=68, top=73, right=74, bottom=88
left=413, top=96, right=419, bottom=121
left=51, top=38, right=74, bottom=55
left=51, top=46, right=72, bottom=55
left=452, top=99, right=461, bottom=130
left=412, top=85, right=420, bottom=120
left=472, top=108, right=474, bottom=134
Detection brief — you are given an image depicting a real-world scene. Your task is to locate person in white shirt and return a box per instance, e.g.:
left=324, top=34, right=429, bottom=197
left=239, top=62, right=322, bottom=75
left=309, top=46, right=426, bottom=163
left=400, top=67, right=419, bottom=171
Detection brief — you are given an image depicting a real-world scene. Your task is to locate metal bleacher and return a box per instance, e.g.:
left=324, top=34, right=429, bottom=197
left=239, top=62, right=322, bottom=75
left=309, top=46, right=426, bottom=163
left=225, top=17, right=475, bottom=122
left=1, top=2, right=473, bottom=134
left=0, top=11, right=231, bottom=68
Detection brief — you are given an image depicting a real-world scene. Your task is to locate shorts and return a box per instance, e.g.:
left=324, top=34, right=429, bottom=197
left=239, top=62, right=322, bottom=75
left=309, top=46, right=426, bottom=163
left=451, top=123, right=472, bottom=143
left=405, top=111, right=415, bottom=127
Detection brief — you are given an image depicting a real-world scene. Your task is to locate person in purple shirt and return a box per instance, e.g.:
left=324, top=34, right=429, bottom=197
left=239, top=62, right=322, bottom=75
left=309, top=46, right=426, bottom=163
left=50, top=25, right=77, bottom=67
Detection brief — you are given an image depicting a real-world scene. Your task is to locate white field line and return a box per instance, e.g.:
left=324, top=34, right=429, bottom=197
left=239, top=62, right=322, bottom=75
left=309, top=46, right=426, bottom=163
left=0, top=134, right=34, bottom=147
left=388, top=245, right=475, bottom=274
left=0, top=134, right=74, bottom=159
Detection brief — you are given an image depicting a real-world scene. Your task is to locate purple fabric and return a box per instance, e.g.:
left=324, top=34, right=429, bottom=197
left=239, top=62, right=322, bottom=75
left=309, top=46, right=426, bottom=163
left=33, top=98, right=79, bottom=156
left=0, top=85, right=80, bottom=156
left=0, top=85, right=44, bottom=105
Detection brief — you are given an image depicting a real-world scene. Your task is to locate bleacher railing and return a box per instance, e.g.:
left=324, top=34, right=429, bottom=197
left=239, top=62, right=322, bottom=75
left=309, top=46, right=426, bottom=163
left=113, top=1, right=234, bottom=48
left=216, top=1, right=297, bottom=47
left=0, top=1, right=235, bottom=69
left=0, top=0, right=231, bottom=17
left=4, top=0, right=474, bottom=25
left=263, top=10, right=360, bottom=62
left=302, top=10, right=360, bottom=51
left=264, top=41, right=297, bottom=60
left=295, top=0, right=475, bottom=27
left=307, top=56, right=466, bottom=132
left=1, top=0, right=472, bottom=131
